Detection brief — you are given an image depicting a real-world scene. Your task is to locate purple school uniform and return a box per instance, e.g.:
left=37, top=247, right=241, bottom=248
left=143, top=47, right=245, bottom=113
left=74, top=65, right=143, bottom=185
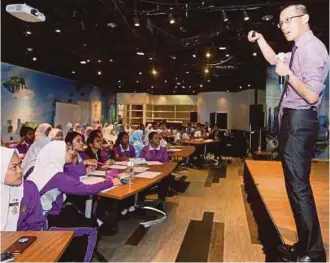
left=139, top=146, right=169, bottom=162
left=17, top=180, right=46, bottom=231
left=64, top=162, right=86, bottom=180
left=16, top=143, right=31, bottom=154
left=113, top=144, right=136, bottom=158
left=79, top=149, right=109, bottom=164
left=40, top=172, right=113, bottom=216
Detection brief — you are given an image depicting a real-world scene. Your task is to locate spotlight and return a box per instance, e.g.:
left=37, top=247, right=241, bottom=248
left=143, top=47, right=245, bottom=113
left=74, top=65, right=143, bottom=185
left=151, top=68, right=158, bottom=76
left=32, top=57, right=37, bottom=61
left=192, top=54, right=196, bottom=58
left=243, top=10, right=249, bottom=21
left=169, top=13, right=175, bottom=24
left=253, top=52, right=257, bottom=56
left=136, top=51, right=145, bottom=56
left=26, top=30, right=32, bottom=35
left=139, top=72, right=142, bottom=75
left=226, top=54, right=230, bottom=57
left=239, top=86, right=242, bottom=89
left=164, top=80, right=167, bottom=83
left=80, top=60, right=87, bottom=64
left=98, top=60, right=102, bottom=63
left=109, top=59, right=113, bottom=62
left=97, top=71, right=102, bottom=75
left=72, top=71, right=75, bottom=74
left=206, top=52, right=211, bottom=58
left=204, top=68, right=209, bottom=74
left=221, top=10, right=228, bottom=22
left=87, top=59, right=91, bottom=63
left=55, top=29, right=61, bottom=33
left=26, top=48, right=33, bottom=52
left=207, top=79, right=210, bottom=83
left=262, top=14, right=273, bottom=21
left=199, top=84, right=203, bottom=88
left=133, top=15, right=140, bottom=27
left=219, top=47, right=226, bottom=50
left=248, top=84, right=251, bottom=87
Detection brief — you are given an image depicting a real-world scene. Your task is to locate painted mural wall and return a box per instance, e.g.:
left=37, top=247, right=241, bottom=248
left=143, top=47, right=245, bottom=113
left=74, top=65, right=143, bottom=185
left=266, top=66, right=329, bottom=159
left=1, top=62, right=116, bottom=130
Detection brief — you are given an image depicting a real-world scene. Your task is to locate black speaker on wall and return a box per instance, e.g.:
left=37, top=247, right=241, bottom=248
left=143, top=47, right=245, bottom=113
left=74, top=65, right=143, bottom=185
left=249, top=104, right=264, bottom=129
left=190, top=112, right=197, bottom=123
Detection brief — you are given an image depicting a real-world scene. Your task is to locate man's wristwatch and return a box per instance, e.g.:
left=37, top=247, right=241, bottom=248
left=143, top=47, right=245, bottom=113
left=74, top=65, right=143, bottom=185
left=285, top=71, right=293, bottom=82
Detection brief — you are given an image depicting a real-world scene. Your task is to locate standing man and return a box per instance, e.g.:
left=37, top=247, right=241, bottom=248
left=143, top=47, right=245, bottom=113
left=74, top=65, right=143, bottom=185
left=248, top=4, right=328, bottom=262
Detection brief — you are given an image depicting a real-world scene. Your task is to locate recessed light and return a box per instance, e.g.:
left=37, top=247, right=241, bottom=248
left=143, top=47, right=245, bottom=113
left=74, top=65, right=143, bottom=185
left=97, top=71, right=102, bottom=75
left=219, top=47, right=226, bottom=50
left=192, top=54, right=196, bottom=58
left=243, top=10, right=250, bottom=21
left=72, top=71, right=75, bottom=74
left=262, top=14, right=274, bottom=21
left=151, top=86, right=154, bottom=89
left=109, top=59, right=113, bottom=62
left=136, top=80, right=139, bottom=83
left=134, top=90, right=137, bottom=93
left=226, top=54, right=230, bottom=57
left=227, top=90, right=229, bottom=92
left=206, top=52, right=211, bottom=58
left=149, top=57, right=153, bottom=61
left=186, top=71, right=189, bottom=74
left=26, top=48, right=33, bottom=52
left=139, top=72, right=142, bottom=75
left=55, top=29, right=61, bottom=33
left=151, top=68, right=158, bottom=76
left=199, top=84, right=203, bottom=88
left=26, top=30, right=32, bottom=35
left=239, top=86, right=242, bottom=89
left=207, top=79, right=211, bottom=82
left=98, top=60, right=102, bottom=63
left=175, top=86, right=177, bottom=89
left=118, top=80, right=121, bottom=83
left=164, top=80, right=167, bottom=83
left=83, top=43, right=87, bottom=47
left=248, top=84, right=251, bottom=87
left=87, top=59, right=90, bottom=63
left=204, top=68, right=209, bottom=74
left=177, top=82, right=181, bottom=85
left=171, top=55, right=176, bottom=60
left=253, top=52, right=257, bottom=56
left=193, top=90, right=196, bottom=93
left=137, top=51, right=145, bottom=56
left=32, top=57, right=37, bottom=61
left=80, top=60, right=87, bottom=64
left=173, top=91, right=176, bottom=94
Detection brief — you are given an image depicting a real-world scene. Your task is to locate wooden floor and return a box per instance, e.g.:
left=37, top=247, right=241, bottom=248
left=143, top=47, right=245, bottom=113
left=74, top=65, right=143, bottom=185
left=96, top=161, right=266, bottom=262
left=245, top=160, right=329, bottom=257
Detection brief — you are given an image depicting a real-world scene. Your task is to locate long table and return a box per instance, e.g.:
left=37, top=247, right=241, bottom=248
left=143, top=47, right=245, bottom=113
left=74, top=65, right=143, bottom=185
left=1, top=231, right=74, bottom=262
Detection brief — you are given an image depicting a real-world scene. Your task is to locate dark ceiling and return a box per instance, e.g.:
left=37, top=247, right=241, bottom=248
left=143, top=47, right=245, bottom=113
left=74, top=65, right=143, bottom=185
left=2, top=0, right=329, bottom=95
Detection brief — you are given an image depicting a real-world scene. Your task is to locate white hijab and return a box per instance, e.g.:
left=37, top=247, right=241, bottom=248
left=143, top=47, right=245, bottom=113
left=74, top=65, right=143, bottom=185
left=63, top=122, right=73, bottom=137
left=28, top=141, right=66, bottom=214
left=48, top=128, right=62, bottom=141
left=35, top=123, right=52, bottom=141
left=84, top=126, right=93, bottom=141
left=73, top=123, right=82, bottom=133
left=1, top=147, right=24, bottom=231
left=144, top=129, right=156, bottom=146
left=103, top=124, right=117, bottom=143
left=21, top=137, right=51, bottom=176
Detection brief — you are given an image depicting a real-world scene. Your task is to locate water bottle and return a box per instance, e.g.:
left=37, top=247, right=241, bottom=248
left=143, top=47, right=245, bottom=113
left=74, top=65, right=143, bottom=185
left=126, top=160, right=134, bottom=185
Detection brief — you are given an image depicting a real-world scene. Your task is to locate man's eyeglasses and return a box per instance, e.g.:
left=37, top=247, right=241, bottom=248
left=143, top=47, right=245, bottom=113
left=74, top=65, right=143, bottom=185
left=277, top=15, right=305, bottom=29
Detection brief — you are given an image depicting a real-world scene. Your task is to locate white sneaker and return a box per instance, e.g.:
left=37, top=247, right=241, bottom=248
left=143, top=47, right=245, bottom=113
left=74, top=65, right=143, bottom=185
left=128, top=206, right=135, bottom=212
left=121, top=208, right=128, bottom=216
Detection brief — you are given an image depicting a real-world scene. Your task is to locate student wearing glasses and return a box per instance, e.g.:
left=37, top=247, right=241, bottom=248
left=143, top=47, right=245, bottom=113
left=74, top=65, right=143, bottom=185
left=248, top=4, right=328, bottom=262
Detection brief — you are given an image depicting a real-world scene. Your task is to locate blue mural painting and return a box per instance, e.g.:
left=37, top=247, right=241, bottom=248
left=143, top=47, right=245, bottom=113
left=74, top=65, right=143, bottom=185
left=266, top=66, right=329, bottom=159
left=1, top=62, right=116, bottom=130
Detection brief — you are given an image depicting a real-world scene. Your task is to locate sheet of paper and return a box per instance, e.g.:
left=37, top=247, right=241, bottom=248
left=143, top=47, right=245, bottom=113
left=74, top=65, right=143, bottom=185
left=133, top=166, right=149, bottom=173
left=135, top=171, right=162, bottom=179
left=109, top=165, right=127, bottom=170
left=81, top=176, right=106, bottom=185
left=146, top=161, right=163, bottom=166
left=89, top=170, right=106, bottom=177
left=168, top=149, right=182, bottom=152
left=203, top=139, right=213, bottom=142
left=115, top=161, right=128, bottom=165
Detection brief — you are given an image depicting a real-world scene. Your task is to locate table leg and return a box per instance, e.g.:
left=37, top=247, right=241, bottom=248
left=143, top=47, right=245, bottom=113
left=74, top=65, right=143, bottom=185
left=85, top=195, right=93, bottom=218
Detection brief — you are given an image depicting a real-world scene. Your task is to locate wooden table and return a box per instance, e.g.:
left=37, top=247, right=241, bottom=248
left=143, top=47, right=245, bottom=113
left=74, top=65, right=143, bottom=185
left=98, top=162, right=177, bottom=200
left=168, top=146, right=196, bottom=159
left=1, top=231, right=74, bottom=262
left=253, top=151, right=274, bottom=161
left=178, top=139, right=219, bottom=159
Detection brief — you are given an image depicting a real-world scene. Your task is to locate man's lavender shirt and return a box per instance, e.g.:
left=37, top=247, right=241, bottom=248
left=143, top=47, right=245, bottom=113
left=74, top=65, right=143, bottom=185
left=17, top=180, right=46, bottom=230
left=139, top=145, right=169, bottom=162
left=40, top=163, right=113, bottom=216
left=113, top=144, right=136, bottom=159
left=282, top=30, right=329, bottom=109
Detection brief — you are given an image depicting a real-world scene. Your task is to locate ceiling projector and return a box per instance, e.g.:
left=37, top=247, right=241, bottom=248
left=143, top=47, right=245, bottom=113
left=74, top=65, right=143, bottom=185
left=6, top=4, right=46, bottom=22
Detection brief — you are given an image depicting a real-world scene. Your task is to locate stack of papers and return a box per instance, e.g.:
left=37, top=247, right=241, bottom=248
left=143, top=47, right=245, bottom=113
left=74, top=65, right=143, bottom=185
left=81, top=176, right=106, bottom=185
left=135, top=171, right=161, bottom=179
left=115, top=161, right=128, bottom=165
left=89, top=170, right=106, bottom=177
left=133, top=166, right=149, bottom=173
left=109, top=165, right=127, bottom=170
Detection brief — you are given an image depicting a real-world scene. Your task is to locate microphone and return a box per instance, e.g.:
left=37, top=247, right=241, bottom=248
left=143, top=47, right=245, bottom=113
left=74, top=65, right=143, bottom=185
left=276, top=52, right=286, bottom=92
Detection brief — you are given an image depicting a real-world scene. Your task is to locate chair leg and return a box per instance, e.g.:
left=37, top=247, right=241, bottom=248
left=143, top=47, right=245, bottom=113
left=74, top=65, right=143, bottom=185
left=93, top=250, right=107, bottom=262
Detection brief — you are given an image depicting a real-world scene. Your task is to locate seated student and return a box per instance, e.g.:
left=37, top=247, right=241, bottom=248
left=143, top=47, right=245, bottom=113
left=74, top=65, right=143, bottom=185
left=35, top=123, right=52, bottom=141
left=140, top=131, right=169, bottom=162
left=28, top=141, right=120, bottom=261
left=129, top=130, right=145, bottom=157
left=80, top=132, right=110, bottom=168
left=193, top=124, right=202, bottom=138
left=16, top=126, right=35, bottom=155
left=1, top=124, right=20, bottom=145
left=83, top=126, right=93, bottom=143
left=174, top=127, right=190, bottom=142
left=158, top=131, right=168, bottom=149
left=21, top=137, right=51, bottom=178
left=1, top=146, right=45, bottom=231
left=48, top=128, right=63, bottom=141
left=186, top=123, right=195, bottom=136
left=139, top=132, right=171, bottom=207
left=113, top=132, right=136, bottom=161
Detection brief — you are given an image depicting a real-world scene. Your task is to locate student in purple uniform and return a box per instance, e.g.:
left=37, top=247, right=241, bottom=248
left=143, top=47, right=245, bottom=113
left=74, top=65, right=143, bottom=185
left=139, top=132, right=171, bottom=209
left=16, top=126, right=35, bottom=155
left=113, top=132, right=136, bottom=161
left=140, top=131, right=169, bottom=162
left=80, top=132, right=110, bottom=168
left=1, top=146, right=45, bottom=231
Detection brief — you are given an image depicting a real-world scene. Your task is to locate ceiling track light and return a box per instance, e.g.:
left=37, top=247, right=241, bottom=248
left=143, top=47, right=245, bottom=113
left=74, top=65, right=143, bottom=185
left=168, top=13, right=175, bottom=24
left=243, top=10, right=250, bottom=21
left=133, top=13, right=140, bottom=27
left=221, top=10, right=228, bottom=22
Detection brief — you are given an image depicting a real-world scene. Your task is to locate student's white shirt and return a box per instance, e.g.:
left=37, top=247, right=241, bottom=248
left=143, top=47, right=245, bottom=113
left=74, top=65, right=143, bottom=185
left=160, top=138, right=168, bottom=148
left=194, top=130, right=202, bottom=138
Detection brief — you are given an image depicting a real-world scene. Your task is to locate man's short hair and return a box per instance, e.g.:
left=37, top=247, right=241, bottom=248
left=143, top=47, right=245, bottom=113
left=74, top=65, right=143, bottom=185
left=281, top=4, right=308, bottom=15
